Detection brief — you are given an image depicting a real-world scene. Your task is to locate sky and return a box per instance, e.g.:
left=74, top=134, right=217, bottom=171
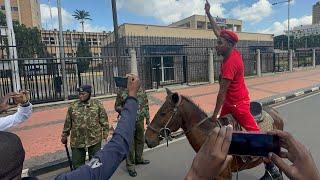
left=39, top=0, right=319, bottom=35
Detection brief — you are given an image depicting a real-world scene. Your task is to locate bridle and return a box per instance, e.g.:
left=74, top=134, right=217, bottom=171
left=147, top=94, right=210, bottom=146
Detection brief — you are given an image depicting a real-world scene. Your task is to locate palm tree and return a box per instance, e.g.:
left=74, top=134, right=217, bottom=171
left=72, top=10, right=92, bottom=33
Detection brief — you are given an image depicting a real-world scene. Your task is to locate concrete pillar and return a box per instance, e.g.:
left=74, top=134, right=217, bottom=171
left=130, top=48, right=138, bottom=75
left=289, top=49, right=293, bottom=72
left=208, top=49, right=215, bottom=83
left=313, top=49, right=316, bottom=68
left=256, top=49, right=261, bottom=77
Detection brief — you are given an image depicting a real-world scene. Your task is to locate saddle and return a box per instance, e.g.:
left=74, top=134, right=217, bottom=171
left=217, top=101, right=274, bottom=132
left=217, top=102, right=274, bottom=165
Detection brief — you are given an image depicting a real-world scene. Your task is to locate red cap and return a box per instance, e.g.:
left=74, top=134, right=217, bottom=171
left=220, top=30, right=239, bottom=44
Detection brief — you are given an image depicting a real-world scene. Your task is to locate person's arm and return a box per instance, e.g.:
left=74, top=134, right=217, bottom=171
left=98, top=101, right=109, bottom=140
left=268, top=130, right=320, bottom=180
left=61, top=107, right=72, bottom=140
left=205, top=0, right=221, bottom=38
left=55, top=97, right=138, bottom=180
left=212, top=79, right=231, bottom=121
left=0, top=103, right=32, bottom=131
left=114, top=91, right=124, bottom=114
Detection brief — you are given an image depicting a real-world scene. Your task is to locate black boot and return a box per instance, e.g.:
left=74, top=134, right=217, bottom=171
left=260, top=163, right=283, bottom=180
left=128, top=170, right=137, bottom=177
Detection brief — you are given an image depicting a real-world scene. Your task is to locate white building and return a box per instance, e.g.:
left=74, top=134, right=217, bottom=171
left=290, top=24, right=320, bottom=38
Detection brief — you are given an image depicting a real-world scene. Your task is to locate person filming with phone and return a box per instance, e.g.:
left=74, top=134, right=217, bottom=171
left=185, top=126, right=320, bottom=180
left=114, top=75, right=150, bottom=177
left=0, top=90, right=32, bottom=131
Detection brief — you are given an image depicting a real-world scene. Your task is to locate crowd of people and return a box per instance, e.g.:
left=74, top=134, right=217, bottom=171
left=0, top=1, right=320, bottom=180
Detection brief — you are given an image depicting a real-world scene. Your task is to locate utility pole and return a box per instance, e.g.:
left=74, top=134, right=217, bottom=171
left=111, top=0, right=120, bottom=75
left=272, top=0, right=291, bottom=50
left=4, top=0, right=21, bottom=92
left=57, top=0, right=68, bottom=99
left=287, top=0, right=290, bottom=50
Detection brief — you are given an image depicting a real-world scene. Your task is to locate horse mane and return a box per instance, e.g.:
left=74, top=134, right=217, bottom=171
left=181, top=95, right=208, bottom=117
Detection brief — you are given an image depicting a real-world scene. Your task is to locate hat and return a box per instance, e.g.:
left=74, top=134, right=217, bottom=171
left=77, top=85, right=92, bottom=93
left=0, top=132, right=25, bottom=179
left=220, top=30, right=239, bottom=44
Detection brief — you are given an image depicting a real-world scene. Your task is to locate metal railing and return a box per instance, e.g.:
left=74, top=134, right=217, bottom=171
left=1, top=34, right=318, bottom=104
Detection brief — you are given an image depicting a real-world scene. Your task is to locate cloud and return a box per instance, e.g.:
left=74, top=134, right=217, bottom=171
left=117, top=0, right=236, bottom=24
left=259, top=15, right=312, bottom=35
left=76, top=23, right=111, bottom=32
left=40, top=4, right=73, bottom=30
left=230, top=0, right=272, bottom=23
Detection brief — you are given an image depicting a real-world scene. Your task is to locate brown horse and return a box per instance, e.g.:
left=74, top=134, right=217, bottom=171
left=145, top=88, right=284, bottom=180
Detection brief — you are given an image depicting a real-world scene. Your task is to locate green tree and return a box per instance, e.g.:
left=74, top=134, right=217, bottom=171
left=0, top=11, right=48, bottom=58
left=76, top=38, right=92, bottom=85
left=0, top=10, right=6, bottom=26
left=72, top=10, right=92, bottom=33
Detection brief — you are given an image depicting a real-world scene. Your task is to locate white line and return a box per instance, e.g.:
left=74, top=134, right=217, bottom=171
left=144, top=136, right=187, bottom=153
left=312, top=87, right=319, bottom=91
left=274, top=97, right=286, bottom=103
left=294, top=91, right=304, bottom=97
left=274, top=91, right=320, bottom=108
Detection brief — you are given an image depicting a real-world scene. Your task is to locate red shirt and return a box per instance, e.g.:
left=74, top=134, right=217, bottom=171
left=220, top=49, right=250, bottom=104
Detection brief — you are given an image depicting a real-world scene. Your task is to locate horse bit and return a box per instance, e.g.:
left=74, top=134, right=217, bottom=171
left=147, top=96, right=211, bottom=147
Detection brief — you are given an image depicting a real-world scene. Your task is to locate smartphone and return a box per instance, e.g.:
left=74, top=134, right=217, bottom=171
left=228, top=132, right=280, bottom=157
left=114, top=77, right=128, bottom=88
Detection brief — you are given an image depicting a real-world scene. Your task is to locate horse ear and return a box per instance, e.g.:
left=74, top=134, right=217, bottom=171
left=172, top=93, right=180, bottom=105
left=166, top=88, right=173, bottom=95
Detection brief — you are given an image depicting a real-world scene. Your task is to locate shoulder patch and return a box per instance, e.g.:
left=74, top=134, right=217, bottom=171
left=87, top=157, right=103, bottom=169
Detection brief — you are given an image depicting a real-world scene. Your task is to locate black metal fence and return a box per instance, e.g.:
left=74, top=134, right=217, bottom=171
left=0, top=33, right=318, bottom=104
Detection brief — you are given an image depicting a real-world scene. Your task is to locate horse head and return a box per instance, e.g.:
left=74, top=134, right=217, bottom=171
left=145, top=88, right=183, bottom=148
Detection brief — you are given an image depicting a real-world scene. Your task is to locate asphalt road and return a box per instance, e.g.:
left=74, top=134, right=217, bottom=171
left=38, top=92, right=320, bottom=180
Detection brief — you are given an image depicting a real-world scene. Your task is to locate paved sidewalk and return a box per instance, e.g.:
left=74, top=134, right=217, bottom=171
left=9, top=68, right=320, bottom=169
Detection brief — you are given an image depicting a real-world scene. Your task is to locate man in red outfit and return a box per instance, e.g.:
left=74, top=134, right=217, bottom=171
left=205, top=1, right=283, bottom=179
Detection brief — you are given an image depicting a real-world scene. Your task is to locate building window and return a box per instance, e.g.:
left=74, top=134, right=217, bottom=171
left=92, top=38, right=98, bottom=45
left=65, top=37, right=72, bottom=45
left=12, top=7, right=18, bottom=12
left=197, top=21, right=205, bottom=29
left=1, top=6, right=5, bottom=10
left=42, top=37, right=55, bottom=45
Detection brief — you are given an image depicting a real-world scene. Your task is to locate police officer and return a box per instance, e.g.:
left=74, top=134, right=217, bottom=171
left=61, top=85, right=109, bottom=169
left=115, top=85, right=150, bottom=177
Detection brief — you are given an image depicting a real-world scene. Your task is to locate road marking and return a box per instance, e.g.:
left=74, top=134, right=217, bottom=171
left=294, top=91, right=304, bottom=97
left=312, top=87, right=319, bottom=91
left=274, top=92, right=320, bottom=108
left=274, top=97, right=286, bottom=103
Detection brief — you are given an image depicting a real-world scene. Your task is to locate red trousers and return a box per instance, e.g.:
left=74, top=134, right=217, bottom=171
left=220, top=100, right=260, bottom=132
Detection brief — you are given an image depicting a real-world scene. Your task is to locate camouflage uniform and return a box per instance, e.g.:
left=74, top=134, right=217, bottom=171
left=62, top=99, right=109, bottom=168
left=114, top=88, right=150, bottom=172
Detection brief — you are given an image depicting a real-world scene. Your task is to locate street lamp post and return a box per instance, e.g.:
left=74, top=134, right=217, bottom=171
left=4, top=0, right=21, bottom=92
left=272, top=0, right=291, bottom=50
left=57, top=0, right=68, bottom=100
left=111, top=0, right=120, bottom=76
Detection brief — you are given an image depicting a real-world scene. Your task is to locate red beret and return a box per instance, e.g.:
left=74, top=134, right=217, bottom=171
left=220, top=30, right=239, bottom=44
